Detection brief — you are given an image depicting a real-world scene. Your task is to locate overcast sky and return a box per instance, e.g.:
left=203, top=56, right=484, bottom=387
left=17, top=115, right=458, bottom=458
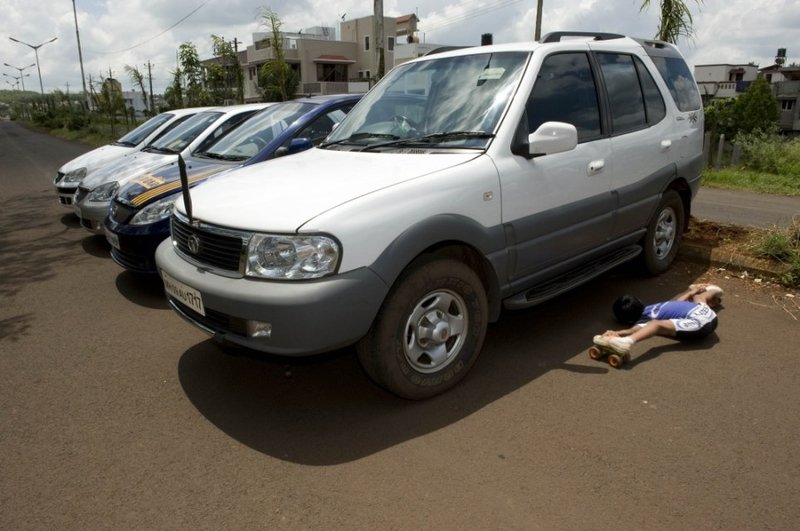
left=1, top=0, right=797, bottom=95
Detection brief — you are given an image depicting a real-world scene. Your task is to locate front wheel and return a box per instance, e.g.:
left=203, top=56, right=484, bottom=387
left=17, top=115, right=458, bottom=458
left=642, top=189, right=685, bottom=275
left=356, top=257, right=488, bottom=400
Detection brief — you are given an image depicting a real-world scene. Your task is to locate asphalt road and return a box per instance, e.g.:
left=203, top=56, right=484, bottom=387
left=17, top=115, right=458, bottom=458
left=693, top=187, right=800, bottom=228
left=2, top=119, right=799, bottom=530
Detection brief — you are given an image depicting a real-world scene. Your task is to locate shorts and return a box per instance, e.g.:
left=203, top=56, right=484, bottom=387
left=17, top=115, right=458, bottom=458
left=673, top=316, right=718, bottom=340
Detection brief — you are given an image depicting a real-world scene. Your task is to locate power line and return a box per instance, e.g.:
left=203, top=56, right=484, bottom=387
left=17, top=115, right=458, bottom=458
left=87, top=0, right=211, bottom=55
left=422, top=0, right=524, bottom=34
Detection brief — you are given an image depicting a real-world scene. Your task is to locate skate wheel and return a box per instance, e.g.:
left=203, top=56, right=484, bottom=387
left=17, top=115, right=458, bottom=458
left=588, top=346, right=603, bottom=360
left=608, top=354, right=623, bottom=368
left=623, top=353, right=631, bottom=364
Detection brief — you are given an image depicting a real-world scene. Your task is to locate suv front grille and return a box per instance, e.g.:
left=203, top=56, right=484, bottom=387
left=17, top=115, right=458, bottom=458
left=171, top=213, right=247, bottom=273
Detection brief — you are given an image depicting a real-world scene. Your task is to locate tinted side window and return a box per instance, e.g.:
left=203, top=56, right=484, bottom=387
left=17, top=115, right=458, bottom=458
left=635, top=57, right=667, bottom=124
left=650, top=56, right=702, bottom=112
left=527, top=52, right=601, bottom=142
left=597, top=53, right=646, bottom=134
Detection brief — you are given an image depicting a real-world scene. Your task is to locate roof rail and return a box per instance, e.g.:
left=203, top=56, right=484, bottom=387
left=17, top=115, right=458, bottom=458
left=540, top=32, right=625, bottom=43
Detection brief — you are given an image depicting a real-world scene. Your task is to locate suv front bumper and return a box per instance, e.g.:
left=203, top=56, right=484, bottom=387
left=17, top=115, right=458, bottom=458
left=155, top=239, right=389, bottom=355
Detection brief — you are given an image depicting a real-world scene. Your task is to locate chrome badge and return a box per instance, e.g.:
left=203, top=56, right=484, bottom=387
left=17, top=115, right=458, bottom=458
left=187, top=234, right=201, bottom=255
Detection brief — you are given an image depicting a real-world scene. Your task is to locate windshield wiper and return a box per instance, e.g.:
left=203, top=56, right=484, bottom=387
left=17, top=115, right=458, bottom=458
left=319, top=132, right=399, bottom=148
left=196, top=151, right=247, bottom=162
left=114, top=141, right=137, bottom=147
left=358, top=131, right=495, bottom=152
left=144, top=146, right=178, bottom=154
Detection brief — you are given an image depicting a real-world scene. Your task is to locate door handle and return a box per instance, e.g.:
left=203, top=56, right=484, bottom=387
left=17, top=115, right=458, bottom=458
left=660, top=139, right=672, bottom=151
left=588, top=159, right=605, bottom=174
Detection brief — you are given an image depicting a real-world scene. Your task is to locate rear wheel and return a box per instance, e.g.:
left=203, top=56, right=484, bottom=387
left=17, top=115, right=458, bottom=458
left=642, top=189, right=685, bottom=275
left=356, top=257, right=488, bottom=400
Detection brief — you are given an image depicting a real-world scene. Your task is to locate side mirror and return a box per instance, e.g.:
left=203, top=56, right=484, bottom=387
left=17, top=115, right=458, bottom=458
left=275, top=137, right=313, bottom=158
left=527, top=121, right=578, bottom=157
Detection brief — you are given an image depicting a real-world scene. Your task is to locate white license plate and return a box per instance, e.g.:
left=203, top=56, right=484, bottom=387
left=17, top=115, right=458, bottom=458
left=162, top=271, right=205, bottom=316
left=104, top=228, right=120, bottom=249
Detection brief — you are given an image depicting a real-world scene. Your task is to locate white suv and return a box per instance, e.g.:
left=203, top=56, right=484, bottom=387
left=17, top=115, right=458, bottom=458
left=156, top=33, right=704, bottom=399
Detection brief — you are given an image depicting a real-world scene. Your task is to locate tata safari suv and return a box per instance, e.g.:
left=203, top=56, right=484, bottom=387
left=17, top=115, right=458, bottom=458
left=155, top=33, right=704, bottom=399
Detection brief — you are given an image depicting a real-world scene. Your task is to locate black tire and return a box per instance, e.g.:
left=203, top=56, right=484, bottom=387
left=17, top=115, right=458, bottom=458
left=642, top=189, right=685, bottom=275
left=356, top=257, right=488, bottom=400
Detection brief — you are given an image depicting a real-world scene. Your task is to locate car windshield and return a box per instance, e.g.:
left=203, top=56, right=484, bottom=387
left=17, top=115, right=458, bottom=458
left=146, top=111, right=222, bottom=154
left=114, top=113, right=173, bottom=147
left=199, top=102, right=316, bottom=161
left=324, top=51, right=529, bottom=150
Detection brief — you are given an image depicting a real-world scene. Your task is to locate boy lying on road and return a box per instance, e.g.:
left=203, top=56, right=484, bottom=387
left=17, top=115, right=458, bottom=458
left=593, top=283, right=723, bottom=356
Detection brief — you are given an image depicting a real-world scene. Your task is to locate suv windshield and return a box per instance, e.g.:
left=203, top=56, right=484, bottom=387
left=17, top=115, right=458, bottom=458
left=199, top=102, right=316, bottom=161
left=146, top=111, right=222, bottom=154
left=324, top=51, right=529, bottom=150
left=114, top=113, right=173, bottom=147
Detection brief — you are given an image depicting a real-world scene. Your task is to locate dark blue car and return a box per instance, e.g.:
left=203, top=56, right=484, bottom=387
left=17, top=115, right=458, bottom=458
left=104, top=94, right=362, bottom=273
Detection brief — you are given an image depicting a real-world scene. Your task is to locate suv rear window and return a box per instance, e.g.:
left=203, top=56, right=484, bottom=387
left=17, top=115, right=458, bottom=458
left=650, top=56, right=702, bottom=112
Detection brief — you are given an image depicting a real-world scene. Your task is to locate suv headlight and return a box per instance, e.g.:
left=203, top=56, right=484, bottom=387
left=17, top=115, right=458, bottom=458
left=64, top=167, right=87, bottom=183
left=87, top=181, right=120, bottom=202
left=130, top=195, right=177, bottom=225
left=246, top=234, right=339, bottom=280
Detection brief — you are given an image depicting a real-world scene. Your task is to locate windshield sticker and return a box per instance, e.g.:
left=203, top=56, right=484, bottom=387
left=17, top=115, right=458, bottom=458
left=478, top=67, right=505, bottom=81
left=135, top=175, right=167, bottom=190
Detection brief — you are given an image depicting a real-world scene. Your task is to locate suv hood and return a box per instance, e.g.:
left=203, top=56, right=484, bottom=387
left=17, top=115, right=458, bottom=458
left=175, top=148, right=480, bottom=232
left=59, top=144, right=132, bottom=174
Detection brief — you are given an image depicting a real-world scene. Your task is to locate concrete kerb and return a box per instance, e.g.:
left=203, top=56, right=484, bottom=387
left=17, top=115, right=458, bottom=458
left=679, top=242, right=791, bottom=280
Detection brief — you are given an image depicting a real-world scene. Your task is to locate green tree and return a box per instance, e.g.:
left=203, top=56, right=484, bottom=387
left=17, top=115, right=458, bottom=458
left=704, top=97, right=736, bottom=138
left=257, top=8, right=299, bottom=102
left=207, top=35, right=244, bottom=105
left=124, top=65, right=150, bottom=115
left=641, top=0, right=702, bottom=44
left=732, top=77, right=779, bottom=136
left=163, top=68, right=184, bottom=109
left=178, top=42, right=209, bottom=106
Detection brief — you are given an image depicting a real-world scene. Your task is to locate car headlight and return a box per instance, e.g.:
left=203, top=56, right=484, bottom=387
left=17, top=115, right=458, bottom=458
left=64, top=167, right=87, bottom=183
left=130, top=195, right=178, bottom=225
left=246, top=234, right=339, bottom=279
left=87, top=181, right=120, bottom=202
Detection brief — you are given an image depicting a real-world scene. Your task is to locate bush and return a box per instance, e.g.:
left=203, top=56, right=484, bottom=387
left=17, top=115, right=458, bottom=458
left=750, top=217, right=800, bottom=288
left=735, top=132, right=800, bottom=175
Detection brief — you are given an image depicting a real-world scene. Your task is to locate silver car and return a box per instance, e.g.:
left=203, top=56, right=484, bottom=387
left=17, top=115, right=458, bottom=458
left=53, top=107, right=210, bottom=207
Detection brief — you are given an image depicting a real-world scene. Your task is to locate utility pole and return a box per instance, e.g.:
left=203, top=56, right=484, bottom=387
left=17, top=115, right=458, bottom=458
left=373, top=0, right=385, bottom=81
left=534, top=0, right=544, bottom=41
left=146, top=61, right=155, bottom=114
left=72, top=0, right=90, bottom=110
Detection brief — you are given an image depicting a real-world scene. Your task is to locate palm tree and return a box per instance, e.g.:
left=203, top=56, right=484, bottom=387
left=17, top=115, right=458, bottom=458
left=641, top=0, right=702, bottom=44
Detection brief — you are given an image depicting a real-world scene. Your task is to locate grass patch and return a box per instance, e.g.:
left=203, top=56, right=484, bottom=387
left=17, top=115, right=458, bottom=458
left=702, top=168, right=800, bottom=197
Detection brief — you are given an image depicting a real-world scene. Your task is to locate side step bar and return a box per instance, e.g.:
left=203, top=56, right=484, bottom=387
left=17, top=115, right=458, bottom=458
left=504, top=245, right=642, bottom=310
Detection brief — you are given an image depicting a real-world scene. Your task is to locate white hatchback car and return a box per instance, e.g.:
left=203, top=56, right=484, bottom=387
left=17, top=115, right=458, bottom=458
left=156, top=33, right=705, bottom=399
left=73, top=103, right=271, bottom=232
left=53, top=107, right=211, bottom=207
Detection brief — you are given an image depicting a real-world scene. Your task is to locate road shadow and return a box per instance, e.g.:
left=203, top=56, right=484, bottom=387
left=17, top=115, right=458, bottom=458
left=0, top=313, right=34, bottom=343
left=115, top=271, right=169, bottom=310
left=81, top=234, right=111, bottom=258
left=0, top=193, right=91, bottom=299
left=60, top=213, right=81, bottom=229
left=177, top=258, right=715, bottom=464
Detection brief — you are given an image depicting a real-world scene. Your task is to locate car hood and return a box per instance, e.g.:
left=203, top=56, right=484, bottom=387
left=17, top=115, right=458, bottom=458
left=80, top=151, right=177, bottom=189
left=58, top=144, right=133, bottom=174
left=116, top=158, right=233, bottom=208
left=175, top=148, right=480, bottom=233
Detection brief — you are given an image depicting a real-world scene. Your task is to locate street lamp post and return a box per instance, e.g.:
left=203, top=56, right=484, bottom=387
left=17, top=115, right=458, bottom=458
left=9, top=36, right=58, bottom=95
left=3, top=72, right=30, bottom=91
left=4, top=62, right=36, bottom=92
